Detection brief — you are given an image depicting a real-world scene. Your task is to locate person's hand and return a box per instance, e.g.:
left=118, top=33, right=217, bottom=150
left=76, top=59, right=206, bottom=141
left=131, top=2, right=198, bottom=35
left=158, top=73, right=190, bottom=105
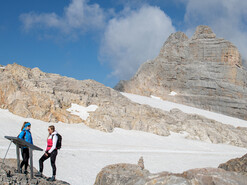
left=45, top=152, right=48, bottom=156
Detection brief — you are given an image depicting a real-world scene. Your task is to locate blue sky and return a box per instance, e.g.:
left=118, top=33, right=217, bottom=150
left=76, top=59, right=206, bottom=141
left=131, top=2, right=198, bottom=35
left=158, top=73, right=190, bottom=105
left=0, top=0, right=246, bottom=87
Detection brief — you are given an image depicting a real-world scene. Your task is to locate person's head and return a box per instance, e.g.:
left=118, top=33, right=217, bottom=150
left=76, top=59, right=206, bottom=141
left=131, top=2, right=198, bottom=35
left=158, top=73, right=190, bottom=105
left=48, top=125, right=55, bottom=135
left=21, top=122, right=31, bottom=131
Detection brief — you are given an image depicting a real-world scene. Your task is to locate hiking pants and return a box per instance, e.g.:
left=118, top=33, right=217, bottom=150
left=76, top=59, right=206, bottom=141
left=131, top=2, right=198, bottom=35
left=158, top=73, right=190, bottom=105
left=39, top=150, right=58, bottom=176
left=20, top=148, right=29, bottom=170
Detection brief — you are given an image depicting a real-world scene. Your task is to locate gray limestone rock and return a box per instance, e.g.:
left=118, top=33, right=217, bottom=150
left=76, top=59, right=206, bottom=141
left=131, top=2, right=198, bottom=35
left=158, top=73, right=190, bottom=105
left=115, top=25, right=247, bottom=121
left=94, top=163, right=150, bottom=185
left=137, top=156, right=144, bottom=170
left=94, top=162, right=247, bottom=185
left=0, top=159, right=69, bottom=184
left=219, top=153, right=247, bottom=175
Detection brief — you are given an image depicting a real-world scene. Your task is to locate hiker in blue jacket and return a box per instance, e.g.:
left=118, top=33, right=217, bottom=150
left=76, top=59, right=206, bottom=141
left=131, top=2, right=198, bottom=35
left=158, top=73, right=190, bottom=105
left=18, top=122, right=33, bottom=174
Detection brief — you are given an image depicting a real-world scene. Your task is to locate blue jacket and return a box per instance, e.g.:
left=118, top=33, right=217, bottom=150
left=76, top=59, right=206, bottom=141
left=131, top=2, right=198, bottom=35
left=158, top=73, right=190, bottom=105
left=18, top=129, right=33, bottom=145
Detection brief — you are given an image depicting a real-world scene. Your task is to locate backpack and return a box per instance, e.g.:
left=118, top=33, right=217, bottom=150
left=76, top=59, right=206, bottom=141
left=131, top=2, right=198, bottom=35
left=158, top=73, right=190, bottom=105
left=52, top=133, right=62, bottom=149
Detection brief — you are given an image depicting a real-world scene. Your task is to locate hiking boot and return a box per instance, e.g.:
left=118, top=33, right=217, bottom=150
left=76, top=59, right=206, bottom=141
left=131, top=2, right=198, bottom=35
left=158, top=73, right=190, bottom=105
left=6, top=170, right=11, bottom=177
left=14, top=169, right=22, bottom=173
left=35, top=171, right=43, bottom=177
left=47, top=176, right=56, bottom=181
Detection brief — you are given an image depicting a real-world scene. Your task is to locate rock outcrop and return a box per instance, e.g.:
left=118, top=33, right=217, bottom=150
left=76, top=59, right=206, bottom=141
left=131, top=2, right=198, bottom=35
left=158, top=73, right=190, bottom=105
left=137, top=156, right=144, bottom=170
left=94, top=162, right=247, bottom=185
left=115, top=25, right=247, bottom=121
left=1, top=63, right=247, bottom=147
left=0, top=158, right=69, bottom=184
left=219, top=153, right=247, bottom=175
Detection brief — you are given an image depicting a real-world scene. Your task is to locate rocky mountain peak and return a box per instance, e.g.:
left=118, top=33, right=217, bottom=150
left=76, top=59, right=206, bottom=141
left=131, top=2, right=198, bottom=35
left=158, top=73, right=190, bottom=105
left=165, top=31, right=188, bottom=44
left=192, top=25, right=216, bottom=39
left=115, top=25, right=247, bottom=120
left=159, top=25, right=242, bottom=66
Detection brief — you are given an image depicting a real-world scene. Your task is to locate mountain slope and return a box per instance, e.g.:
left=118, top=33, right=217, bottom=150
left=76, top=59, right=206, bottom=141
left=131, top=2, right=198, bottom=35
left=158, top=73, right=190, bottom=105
left=1, top=63, right=247, bottom=147
left=115, top=25, right=247, bottom=121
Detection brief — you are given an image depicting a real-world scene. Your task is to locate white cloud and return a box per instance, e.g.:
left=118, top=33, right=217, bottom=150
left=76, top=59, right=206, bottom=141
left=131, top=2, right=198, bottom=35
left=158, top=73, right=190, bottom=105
left=20, top=0, right=105, bottom=35
left=184, top=0, right=247, bottom=67
left=100, top=5, right=175, bottom=79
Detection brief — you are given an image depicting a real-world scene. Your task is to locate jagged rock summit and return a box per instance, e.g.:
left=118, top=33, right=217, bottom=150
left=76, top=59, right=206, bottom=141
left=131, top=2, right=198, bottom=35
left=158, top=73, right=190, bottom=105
left=115, top=25, right=247, bottom=120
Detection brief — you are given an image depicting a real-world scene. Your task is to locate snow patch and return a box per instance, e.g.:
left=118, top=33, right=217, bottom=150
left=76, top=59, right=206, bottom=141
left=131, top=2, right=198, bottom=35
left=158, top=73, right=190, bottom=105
left=67, top=104, right=98, bottom=121
left=169, top=91, right=177, bottom=96
left=151, top=95, right=161, bottom=100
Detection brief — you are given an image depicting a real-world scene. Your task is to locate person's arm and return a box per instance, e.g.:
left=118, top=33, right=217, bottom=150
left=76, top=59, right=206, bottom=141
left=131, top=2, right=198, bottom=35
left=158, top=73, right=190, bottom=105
left=18, top=131, right=25, bottom=139
left=30, top=134, right=33, bottom=145
left=48, top=134, right=58, bottom=153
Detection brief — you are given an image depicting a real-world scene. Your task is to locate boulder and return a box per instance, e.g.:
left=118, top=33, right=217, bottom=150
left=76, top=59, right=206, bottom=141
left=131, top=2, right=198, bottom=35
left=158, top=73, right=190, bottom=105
left=94, top=162, right=247, bottom=185
left=219, top=153, right=247, bottom=175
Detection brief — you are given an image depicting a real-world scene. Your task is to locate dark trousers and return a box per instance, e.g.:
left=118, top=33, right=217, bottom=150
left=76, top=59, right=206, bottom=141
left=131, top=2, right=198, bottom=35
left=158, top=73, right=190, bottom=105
left=20, top=148, right=29, bottom=170
left=39, top=150, right=57, bottom=176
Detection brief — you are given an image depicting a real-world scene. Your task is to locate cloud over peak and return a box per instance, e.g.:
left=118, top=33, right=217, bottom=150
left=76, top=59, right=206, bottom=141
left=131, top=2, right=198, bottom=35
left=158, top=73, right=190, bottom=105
left=100, top=5, right=175, bottom=79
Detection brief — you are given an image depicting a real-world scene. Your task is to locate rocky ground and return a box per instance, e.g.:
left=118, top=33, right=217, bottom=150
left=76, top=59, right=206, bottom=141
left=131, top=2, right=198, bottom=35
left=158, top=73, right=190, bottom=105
left=94, top=156, right=247, bottom=185
left=1, top=64, right=247, bottom=148
left=115, top=25, right=247, bottom=121
left=0, top=158, right=69, bottom=184
left=219, top=153, right=247, bottom=175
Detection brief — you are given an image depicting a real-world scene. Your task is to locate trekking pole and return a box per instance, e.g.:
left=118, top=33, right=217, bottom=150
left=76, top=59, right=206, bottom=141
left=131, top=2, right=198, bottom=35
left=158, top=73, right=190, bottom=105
left=0, top=141, right=13, bottom=171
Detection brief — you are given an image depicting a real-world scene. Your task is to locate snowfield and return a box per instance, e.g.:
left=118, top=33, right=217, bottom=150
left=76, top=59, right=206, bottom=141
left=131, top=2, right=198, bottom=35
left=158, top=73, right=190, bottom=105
left=0, top=93, right=247, bottom=185
left=122, top=92, right=247, bottom=128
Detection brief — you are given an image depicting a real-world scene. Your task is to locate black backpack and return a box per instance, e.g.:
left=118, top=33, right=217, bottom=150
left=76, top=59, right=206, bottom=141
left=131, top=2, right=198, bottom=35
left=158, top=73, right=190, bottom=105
left=54, top=133, right=62, bottom=150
